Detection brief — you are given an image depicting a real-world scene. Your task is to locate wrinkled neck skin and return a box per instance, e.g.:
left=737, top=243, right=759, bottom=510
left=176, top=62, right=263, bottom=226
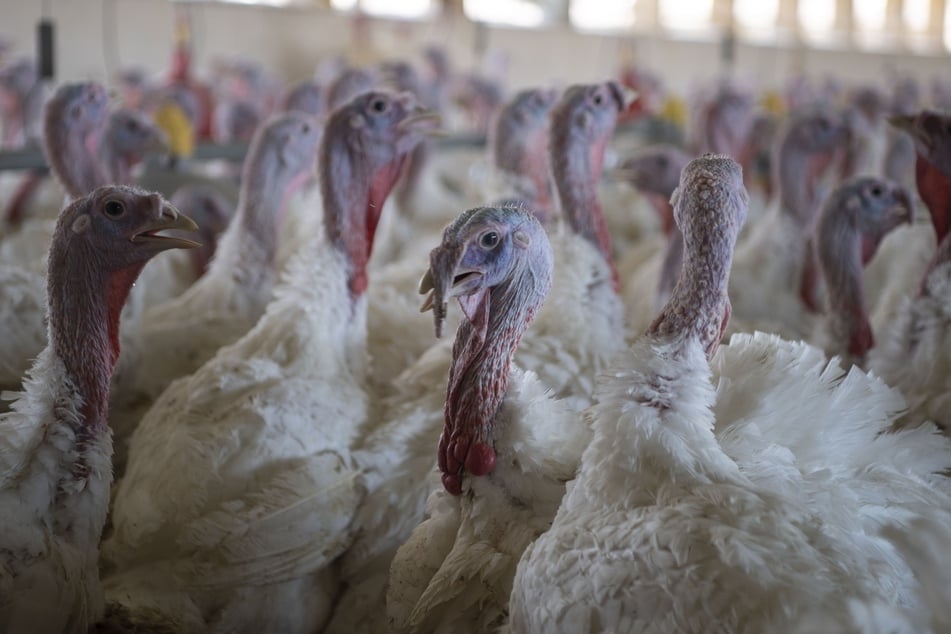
left=655, top=224, right=684, bottom=312
left=819, top=210, right=873, bottom=364
left=777, top=142, right=820, bottom=229
left=230, top=153, right=304, bottom=271
left=322, top=148, right=404, bottom=302
left=445, top=265, right=548, bottom=482
left=551, top=133, right=617, bottom=289
left=649, top=216, right=735, bottom=359
left=47, top=248, right=140, bottom=433
left=47, top=123, right=106, bottom=198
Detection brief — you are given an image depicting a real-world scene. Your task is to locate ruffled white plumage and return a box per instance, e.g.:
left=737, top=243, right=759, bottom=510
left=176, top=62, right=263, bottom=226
left=511, top=331, right=951, bottom=634
left=104, top=236, right=368, bottom=632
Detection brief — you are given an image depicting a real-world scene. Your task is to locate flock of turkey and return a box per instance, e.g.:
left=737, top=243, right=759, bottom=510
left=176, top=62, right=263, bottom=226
left=0, top=26, right=950, bottom=634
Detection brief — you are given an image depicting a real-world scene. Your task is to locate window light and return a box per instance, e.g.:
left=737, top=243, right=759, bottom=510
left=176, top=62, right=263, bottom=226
left=570, top=0, right=637, bottom=33
left=798, top=0, right=836, bottom=38
left=658, top=0, right=714, bottom=32
left=331, top=0, right=435, bottom=20
left=734, top=0, right=778, bottom=33
left=463, top=0, right=548, bottom=28
left=853, top=0, right=887, bottom=32
left=903, top=0, right=930, bottom=32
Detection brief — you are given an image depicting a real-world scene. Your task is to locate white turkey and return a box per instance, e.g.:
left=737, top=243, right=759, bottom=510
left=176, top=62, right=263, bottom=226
left=814, top=176, right=913, bottom=366
left=109, top=111, right=322, bottom=458
left=728, top=107, right=850, bottom=336
left=509, top=154, right=951, bottom=633
left=613, top=144, right=692, bottom=333
left=383, top=204, right=589, bottom=634
left=0, top=187, right=197, bottom=634
left=869, top=110, right=951, bottom=432
left=102, top=90, right=439, bottom=633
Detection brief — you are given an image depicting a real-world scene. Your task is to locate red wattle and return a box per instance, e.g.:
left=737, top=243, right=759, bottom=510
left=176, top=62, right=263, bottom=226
left=466, top=443, right=496, bottom=476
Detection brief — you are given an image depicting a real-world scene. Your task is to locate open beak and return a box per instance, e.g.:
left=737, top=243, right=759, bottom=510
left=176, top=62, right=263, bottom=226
left=132, top=201, right=201, bottom=251
left=418, top=247, right=484, bottom=338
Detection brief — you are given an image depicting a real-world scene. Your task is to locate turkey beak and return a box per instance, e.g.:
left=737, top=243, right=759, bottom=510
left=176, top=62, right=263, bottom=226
left=419, top=243, right=483, bottom=338
left=132, top=199, right=201, bottom=251
left=419, top=245, right=457, bottom=338
left=398, top=109, right=447, bottom=138
left=892, top=188, right=914, bottom=225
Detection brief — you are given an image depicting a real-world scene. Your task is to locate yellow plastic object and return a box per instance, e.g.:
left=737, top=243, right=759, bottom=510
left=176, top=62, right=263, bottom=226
left=659, top=95, right=687, bottom=130
left=153, top=101, right=195, bottom=159
left=760, top=91, right=786, bottom=117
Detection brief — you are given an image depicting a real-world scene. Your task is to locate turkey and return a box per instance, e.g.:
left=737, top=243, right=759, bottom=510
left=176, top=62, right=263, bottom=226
left=614, top=144, right=692, bottom=333
left=728, top=108, right=849, bottom=336
left=481, top=87, right=557, bottom=219
left=0, top=85, right=168, bottom=395
left=1, top=107, right=169, bottom=272
left=328, top=84, right=629, bottom=631
left=110, top=111, right=322, bottom=454
left=102, top=90, right=438, bottom=633
left=384, top=204, right=589, bottom=634
left=1, top=81, right=109, bottom=237
left=509, top=154, right=951, bottom=633
left=815, top=176, right=912, bottom=366
left=869, top=110, right=951, bottom=432
left=362, top=86, right=554, bottom=398
left=514, top=81, right=631, bottom=408
left=0, top=187, right=197, bottom=634
left=281, top=79, right=324, bottom=116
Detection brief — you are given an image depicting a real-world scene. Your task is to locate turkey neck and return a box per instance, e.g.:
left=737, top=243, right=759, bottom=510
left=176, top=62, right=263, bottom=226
left=45, top=116, right=106, bottom=199
left=649, top=190, right=741, bottom=358
left=321, top=148, right=404, bottom=300
left=776, top=141, right=822, bottom=228
left=228, top=150, right=302, bottom=271
left=550, top=130, right=617, bottom=289
left=444, top=258, right=551, bottom=481
left=819, top=214, right=872, bottom=363
left=47, top=246, right=143, bottom=433
left=495, top=127, right=552, bottom=222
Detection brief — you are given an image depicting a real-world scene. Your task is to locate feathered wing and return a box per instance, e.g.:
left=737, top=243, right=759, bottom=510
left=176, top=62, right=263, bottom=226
left=1, top=348, right=113, bottom=634
left=325, top=340, right=451, bottom=634
left=387, top=369, right=589, bottom=634
left=515, top=230, right=625, bottom=410
left=865, top=222, right=934, bottom=334
left=728, top=205, right=811, bottom=338
left=105, top=245, right=369, bottom=629
left=869, top=259, right=951, bottom=432
left=0, top=265, right=47, bottom=393
left=790, top=511, right=951, bottom=634
left=512, top=333, right=951, bottom=634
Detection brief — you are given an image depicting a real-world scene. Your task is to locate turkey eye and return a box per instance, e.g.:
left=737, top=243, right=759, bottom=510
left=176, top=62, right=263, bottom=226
left=301, top=123, right=311, bottom=134
left=103, top=200, right=125, bottom=218
left=371, top=99, right=387, bottom=113
left=125, top=120, right=140, bottom=132
left=593, top=93, right=603, bottom=106
left=870, top=185, right=883, bottom=197
left=479, top=231, right=500, bottom=249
